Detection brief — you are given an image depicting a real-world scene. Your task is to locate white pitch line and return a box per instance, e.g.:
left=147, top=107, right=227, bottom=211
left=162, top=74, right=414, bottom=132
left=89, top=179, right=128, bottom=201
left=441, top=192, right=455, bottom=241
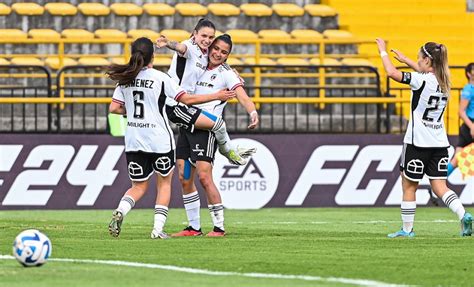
left=232, top=219, right=458, bottom=225
left=0, top=254, right=407, bottom=287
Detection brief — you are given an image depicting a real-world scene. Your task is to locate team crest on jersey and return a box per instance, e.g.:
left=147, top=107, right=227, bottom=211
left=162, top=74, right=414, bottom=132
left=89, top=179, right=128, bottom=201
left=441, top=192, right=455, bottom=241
left=211, top=74, right=217, bottom=81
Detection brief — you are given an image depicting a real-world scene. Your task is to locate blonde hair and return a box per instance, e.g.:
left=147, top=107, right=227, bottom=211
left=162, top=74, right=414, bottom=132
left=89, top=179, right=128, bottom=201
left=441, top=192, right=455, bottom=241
left=421, top=42, right=451, bottom=93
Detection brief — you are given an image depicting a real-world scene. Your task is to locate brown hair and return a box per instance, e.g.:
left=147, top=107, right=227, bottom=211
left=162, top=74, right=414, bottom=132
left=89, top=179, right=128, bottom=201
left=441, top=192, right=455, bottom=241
left=106, top=37, right=154, bottom=86
left=421, top=42, right=451, bottom=93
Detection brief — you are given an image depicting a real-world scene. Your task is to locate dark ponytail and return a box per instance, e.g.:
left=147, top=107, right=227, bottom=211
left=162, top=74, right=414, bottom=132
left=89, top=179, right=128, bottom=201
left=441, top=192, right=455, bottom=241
left=421, top=42, right=451, bottom=93
left=106, top=37, right=154, bottom=86
left=192, top=18, right=215, bottom=37
left=211, top=33, right=233, bottom=53
left=466, top=62, right=474, bottom=81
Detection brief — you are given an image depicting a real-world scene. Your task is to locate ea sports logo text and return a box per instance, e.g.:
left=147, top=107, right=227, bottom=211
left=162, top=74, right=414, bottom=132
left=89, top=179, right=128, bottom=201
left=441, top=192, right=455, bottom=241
left=213, top=139, right=279, bottom=209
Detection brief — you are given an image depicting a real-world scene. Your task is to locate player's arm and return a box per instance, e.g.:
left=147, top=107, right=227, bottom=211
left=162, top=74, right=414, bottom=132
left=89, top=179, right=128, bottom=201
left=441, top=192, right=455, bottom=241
left=177, top=90, right=236, bottom=106
left=376, top=38, right=403, bottom=82
left=459, top=98, right=473, bottom=128
left=109, top=100, right=126, bottom=115
left=391, top=49, right=421, bottom=72
left=156, top=35, right=187, bottom=56
left=234, top=86, right=259, bottom=129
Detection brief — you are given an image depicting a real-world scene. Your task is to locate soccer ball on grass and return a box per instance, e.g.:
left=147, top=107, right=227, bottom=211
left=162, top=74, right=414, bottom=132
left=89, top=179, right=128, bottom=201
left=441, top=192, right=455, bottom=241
left=12, top=229, right=52, bottom=267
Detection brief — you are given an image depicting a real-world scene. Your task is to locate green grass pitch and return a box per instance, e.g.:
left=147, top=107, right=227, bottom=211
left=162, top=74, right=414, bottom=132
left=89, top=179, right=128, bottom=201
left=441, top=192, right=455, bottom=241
left=0, top=208, right=473, bottom=286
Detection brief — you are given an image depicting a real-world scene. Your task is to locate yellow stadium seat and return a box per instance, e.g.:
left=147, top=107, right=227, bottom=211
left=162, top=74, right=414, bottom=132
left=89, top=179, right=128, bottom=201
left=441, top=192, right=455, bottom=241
left=111, top=56, right=128, bottom=65
left=11, top=3, right=44, bottom=16
left=143, top=3, right=175, bottom=16
left=11, top=57, right=44, bottom=66
left=44, top=3, right=77, bottom=16
left=208, top=3, right=240, bottom=16
left=304, top=4, right=337, bottom=17
left=309, top=58, right=342, bottom=66
left=323, top=30, right=354, bottom=39
left=110, top=3, right=143, bottom=16
left=272, top=3, right=304, bottom=17
left=276, top=58, right=309, bottom=66
left=240, top=3, right=272, bottom=17
left=0, top=58, right=10, bottom=65
left=226, top=29, right=258, bottom=41
left=154, top=57, right=173, bottom=66
left=44, top=57, right=78, bottom=69
left=160, top=29, right=190, bottom=42
left=61, top=29, right=95, bottom=39
left=226, top=57, right=243, bottom=66
left=258, top=29, right=291, bottom=40
left=28, top=29, right=61, bottom=40
left=128, top=29, right=160, bottom=40
left=341, top=58, right=375, bottom=67
left=0, top=29, right=28, bottom=40
left=78, top=3, right=110, bottom=16
left=175, top=3, right=208, bottom=16
left=78, top=56, right=110, bottom=66
left=290, top=29, right=324, bottom=40
left=0, top=3, right=12, bottom=15
left=243, top=57, right=277, bottom=65
left=95, top=29, right=127, bottom=39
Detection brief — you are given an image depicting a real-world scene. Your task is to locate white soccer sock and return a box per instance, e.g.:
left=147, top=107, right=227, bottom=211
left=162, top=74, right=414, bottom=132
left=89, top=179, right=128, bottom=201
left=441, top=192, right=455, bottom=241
left=154, top=205, right=169, bottom=232
left=211, top=119, right=232, bottom=154
left=117, top=195, right=135, bottom=217
left=401, top=201, right=416, bottom=233
left=208, top=204, right=225, bottom=230
left=442, top=190, right=465, bottom=220
left=183, top=191, right=201, bottom=230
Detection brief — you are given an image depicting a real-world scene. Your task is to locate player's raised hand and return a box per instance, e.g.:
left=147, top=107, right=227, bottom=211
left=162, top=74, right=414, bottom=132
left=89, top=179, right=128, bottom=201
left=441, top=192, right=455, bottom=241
left=155, top=35, right=168, bottom=49
left=375, top=38, right=387, bottom=53
left=391, top=49, right=407, bottom=64
left=215, top=89, right=236, bottom=101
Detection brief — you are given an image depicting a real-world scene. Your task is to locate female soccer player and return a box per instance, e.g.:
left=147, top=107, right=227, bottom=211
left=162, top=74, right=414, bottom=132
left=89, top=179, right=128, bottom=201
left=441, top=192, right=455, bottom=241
left=376, top=38, right=472, bottom=237
left=106, top=37, right=236, bottom=239
left=447, top=63, right=474, bottom=175
left=156, top=18, right=254, bottom=166
left=172, top=34, right=259, bottom=237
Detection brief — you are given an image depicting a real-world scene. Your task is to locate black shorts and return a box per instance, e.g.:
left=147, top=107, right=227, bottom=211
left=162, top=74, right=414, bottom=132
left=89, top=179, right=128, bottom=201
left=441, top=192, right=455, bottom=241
left=176, top=128, right=217, bottom=163
left=457, top=122, right=474, bottom=147
left=166, top=103, right=201, bottom=133
left=399, top=143, right=449, bottom=182
left=125, top=150, right=175, bottom=181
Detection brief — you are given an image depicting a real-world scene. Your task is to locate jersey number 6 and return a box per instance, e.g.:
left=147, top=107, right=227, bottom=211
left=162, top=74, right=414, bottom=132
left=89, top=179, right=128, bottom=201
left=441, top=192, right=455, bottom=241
left=132, top=91, right=145, bottom=119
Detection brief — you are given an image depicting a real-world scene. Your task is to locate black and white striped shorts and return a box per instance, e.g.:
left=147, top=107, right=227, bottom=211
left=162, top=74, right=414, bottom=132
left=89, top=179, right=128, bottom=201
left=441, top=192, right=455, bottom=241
left=166, top=103, right=201, bottom=132
left=176, top=128, right=217, bottom=163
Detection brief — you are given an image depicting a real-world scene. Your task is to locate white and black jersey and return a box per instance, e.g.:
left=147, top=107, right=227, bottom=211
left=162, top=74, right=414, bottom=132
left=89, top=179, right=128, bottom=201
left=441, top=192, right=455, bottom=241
left=167, top=38, right=208, bottom=94
left=400, top=72, right=450, bottom=148
left=112, top=67, right=185, bottom=153
left=193, top=63, right=243, bottom=117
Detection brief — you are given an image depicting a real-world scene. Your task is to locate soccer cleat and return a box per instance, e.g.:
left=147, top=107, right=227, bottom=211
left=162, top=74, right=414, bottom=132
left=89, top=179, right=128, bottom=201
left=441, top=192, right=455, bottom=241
left=151, top=229, right=170, bottom=239
left=206, top=226, right=226, bottom=237
left=171, top=226, right=203, bottom=237
left=108, top=210, right=123, bottom=238
left=237, top=146, right=257, bottom=158
left=225, top=148, right=248, bottom=165
left=387, top=229, right=415, bottom=238
left=461, top=212, right=472, bottom=237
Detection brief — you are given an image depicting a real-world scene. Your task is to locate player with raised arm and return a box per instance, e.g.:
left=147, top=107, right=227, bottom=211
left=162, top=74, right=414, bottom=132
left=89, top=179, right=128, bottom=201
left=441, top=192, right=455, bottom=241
left=376, top=38, right=472, bottom=237
left=156, top=18, right=256, bottom=166
left=106, top=37, right=236, bottom=239
left=172, top=34, right=259, bottom=237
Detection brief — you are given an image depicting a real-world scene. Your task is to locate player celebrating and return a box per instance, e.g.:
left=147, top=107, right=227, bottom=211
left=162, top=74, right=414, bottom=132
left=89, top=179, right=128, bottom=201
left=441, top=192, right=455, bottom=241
left=376, top=38, right=472, bottom=237
left=172, top=34, right=259, bottom=237
left=106, top=37, right=236, bottom=239
left=156, top=18, right=255, bottom=166
left=447, top=63, right=474, bottom=176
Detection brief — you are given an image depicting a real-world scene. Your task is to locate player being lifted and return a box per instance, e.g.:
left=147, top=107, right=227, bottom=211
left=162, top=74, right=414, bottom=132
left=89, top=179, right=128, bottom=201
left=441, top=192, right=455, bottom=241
left=107, top=37, right=237, bottom=239
left=172, top=34, right=259, bottom=237
left=376, top=38, right=472, bottom=237
left=156, top=18, right=256, bottom=165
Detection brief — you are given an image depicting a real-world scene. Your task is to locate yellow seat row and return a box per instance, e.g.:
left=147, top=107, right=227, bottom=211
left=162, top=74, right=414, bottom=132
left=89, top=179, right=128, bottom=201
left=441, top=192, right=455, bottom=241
left=0, top=28, right=356, bottom=42
left=0, top=56, right=375, bottom=70
left=0, top=2, right=337, bottom=17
